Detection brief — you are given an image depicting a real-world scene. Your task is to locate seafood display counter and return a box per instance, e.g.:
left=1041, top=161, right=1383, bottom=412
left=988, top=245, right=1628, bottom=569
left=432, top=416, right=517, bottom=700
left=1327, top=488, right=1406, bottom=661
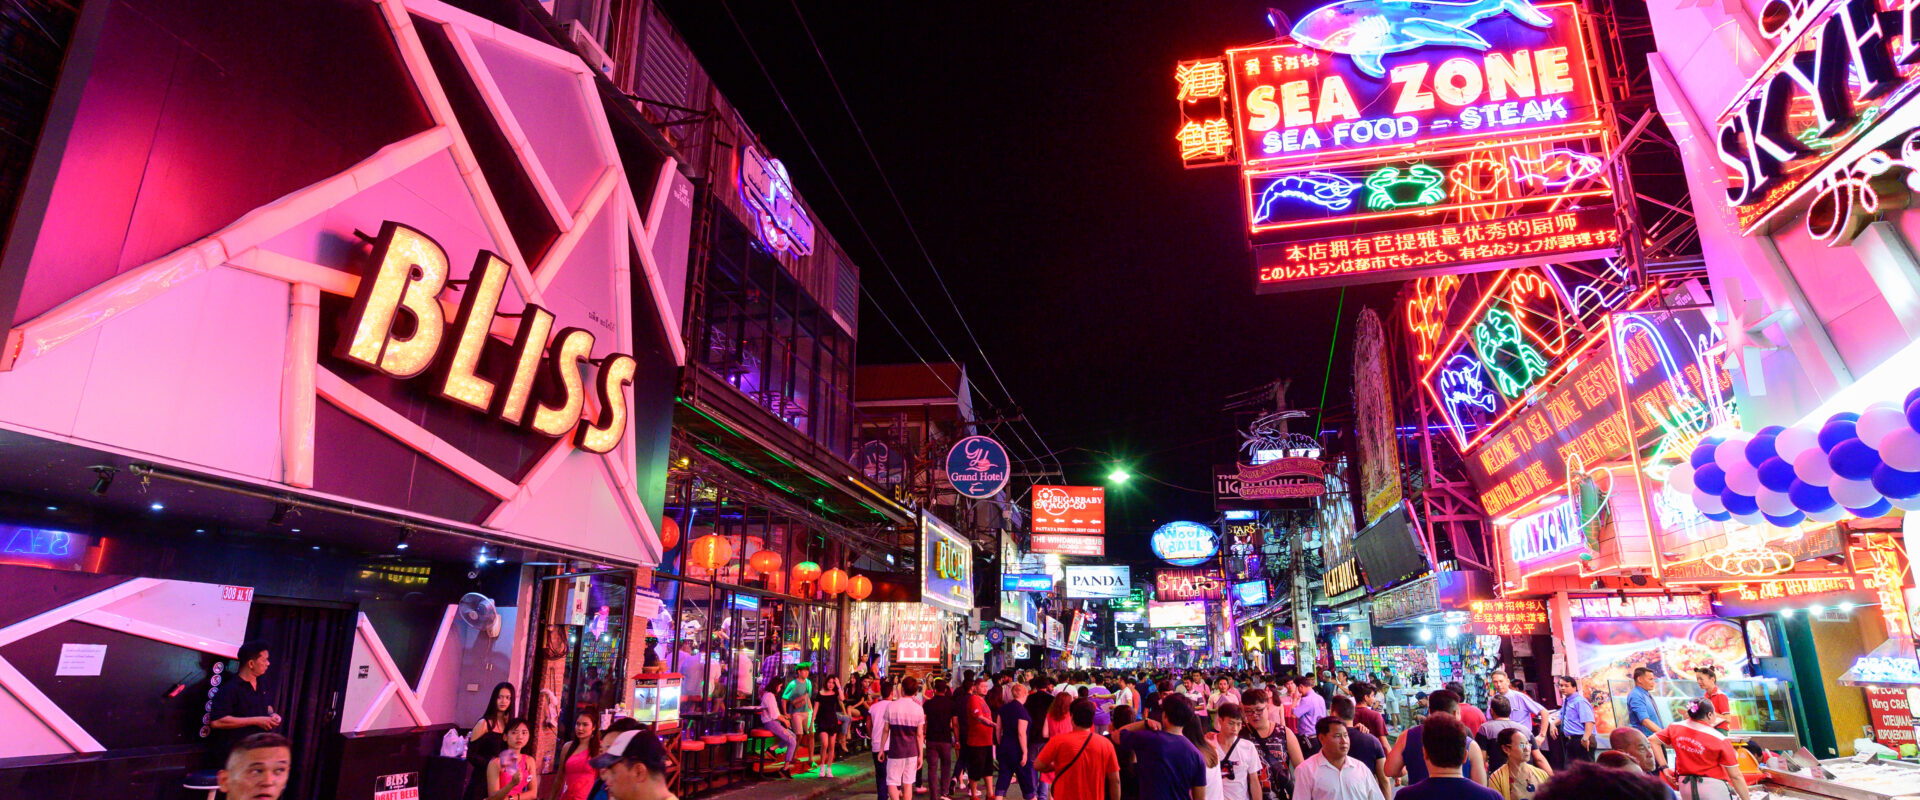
left=1604, top=677, right=1801, bottom=750
left=1760, top=755, right=1920, bottom=800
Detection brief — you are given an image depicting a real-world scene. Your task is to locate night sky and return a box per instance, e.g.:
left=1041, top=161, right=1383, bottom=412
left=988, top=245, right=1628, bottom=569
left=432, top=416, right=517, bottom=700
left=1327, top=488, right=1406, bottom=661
left=657, top=0, right=1399, bottom=556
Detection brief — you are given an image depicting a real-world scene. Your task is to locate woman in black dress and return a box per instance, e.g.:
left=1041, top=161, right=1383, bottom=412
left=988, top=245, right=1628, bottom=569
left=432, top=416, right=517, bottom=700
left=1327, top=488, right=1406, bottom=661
left=814, top=675, right=846, bottom=776
left=465, top=682, right=515, bottom=800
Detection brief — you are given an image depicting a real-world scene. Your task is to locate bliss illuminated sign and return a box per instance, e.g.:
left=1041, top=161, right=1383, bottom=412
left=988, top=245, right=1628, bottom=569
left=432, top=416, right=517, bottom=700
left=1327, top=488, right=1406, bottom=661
left=1227, top=2, right=1600, bottom=169
left=1509, top=499, right=1583, bottom=564
left=740, top=147, right=815, bottom=255
left=336, top=222, right=636, bottom=454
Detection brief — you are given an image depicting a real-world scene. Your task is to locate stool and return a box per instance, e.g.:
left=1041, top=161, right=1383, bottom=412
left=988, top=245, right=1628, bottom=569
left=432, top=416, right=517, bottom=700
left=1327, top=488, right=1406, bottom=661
left=701, top=735, right=730, bottom=788
left=749, top=728, right=781, bottom=776
left=183, top=770, right=221, bottom=800
left=725, top=732, right=750, bottom=781
left=679, top=738, right=711, bottom=794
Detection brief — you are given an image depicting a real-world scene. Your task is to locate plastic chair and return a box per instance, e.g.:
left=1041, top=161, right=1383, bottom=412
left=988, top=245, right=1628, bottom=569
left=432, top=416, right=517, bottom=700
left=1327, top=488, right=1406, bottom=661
left=183, top=770, right=221, bottom=800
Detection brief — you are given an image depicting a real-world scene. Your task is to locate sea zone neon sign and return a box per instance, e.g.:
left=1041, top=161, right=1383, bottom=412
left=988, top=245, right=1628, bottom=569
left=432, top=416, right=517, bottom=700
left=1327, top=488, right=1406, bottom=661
left=1227, top=2, right=1602, bottom=170
left=1509, top=499, right=1583, bottom=564
left=336, top=222, right=636, bottom=454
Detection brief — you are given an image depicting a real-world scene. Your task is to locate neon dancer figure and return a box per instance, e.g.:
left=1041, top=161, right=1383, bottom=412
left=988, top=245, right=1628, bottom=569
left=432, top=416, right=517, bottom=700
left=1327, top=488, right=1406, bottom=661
left=1471, top=307, right=1548, bottom=397
left=1288, top=0, right=1553, bottom=78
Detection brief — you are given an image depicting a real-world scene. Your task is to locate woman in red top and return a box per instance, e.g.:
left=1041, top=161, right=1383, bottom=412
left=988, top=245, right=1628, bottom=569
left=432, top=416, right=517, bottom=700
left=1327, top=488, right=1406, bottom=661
left=1693, top=667, right=1735, bottom=732
left=1654, top=700, right=1751, bottom=800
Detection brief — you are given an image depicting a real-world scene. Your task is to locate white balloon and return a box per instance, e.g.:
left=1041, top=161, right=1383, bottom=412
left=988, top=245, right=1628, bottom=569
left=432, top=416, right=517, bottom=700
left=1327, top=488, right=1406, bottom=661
left=1756, top=487, right=1797, bottom=517
left=1889, top=493, right=1920, bottom=511
left=1715, top=435, right=1754, bottom=473
left=1725, top=465, right=1762, bottom=496
left=1792, top=447, right=1836, bottom=486
left=1830, top=477, right=1883, bottom=509
left=1774, top=425, right=1822, bottom=463
left=1881, top=427, right=1920, bottom=472
left=1732, top=510, right=1766, bottom=527
left=1666, top=464, right=1697, bottom=496
left=1807, top=505, right=1849, bottom=523
left=1692, top=489, right=1727, bottom=515
left=1858, top=404, right=1909, bottom=450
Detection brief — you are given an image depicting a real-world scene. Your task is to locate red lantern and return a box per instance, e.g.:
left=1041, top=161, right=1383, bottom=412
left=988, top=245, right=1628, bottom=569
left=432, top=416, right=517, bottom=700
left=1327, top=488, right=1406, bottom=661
left=793, top=561, right=822, bottom=585
left=659, top=516, right=681, bottom=551
left=820, top=568, right=848, bottom=596
left=748, top=549, right=783, bottom=576
left=848, top=575, right=873, bottom=601
left=689, top=535, right=733, bottom=571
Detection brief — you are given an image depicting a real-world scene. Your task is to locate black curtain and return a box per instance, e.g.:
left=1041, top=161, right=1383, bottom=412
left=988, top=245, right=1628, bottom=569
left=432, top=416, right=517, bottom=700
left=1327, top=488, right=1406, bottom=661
left=245, top=601, right=355, bottom=800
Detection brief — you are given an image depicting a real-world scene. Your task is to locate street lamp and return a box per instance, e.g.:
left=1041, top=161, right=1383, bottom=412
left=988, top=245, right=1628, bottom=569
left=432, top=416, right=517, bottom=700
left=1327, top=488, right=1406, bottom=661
left=1108, top=468, right=1130, bottom=484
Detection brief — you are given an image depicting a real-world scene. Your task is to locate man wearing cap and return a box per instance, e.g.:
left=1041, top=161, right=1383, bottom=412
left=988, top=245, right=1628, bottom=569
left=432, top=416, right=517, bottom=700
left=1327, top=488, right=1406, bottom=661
left=593, top=728, right=676, bottom=800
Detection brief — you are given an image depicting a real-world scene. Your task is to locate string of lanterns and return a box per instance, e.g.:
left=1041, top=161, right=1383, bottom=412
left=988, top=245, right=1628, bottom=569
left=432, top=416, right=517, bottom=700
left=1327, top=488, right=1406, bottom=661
left=683, top=534, right=872, bottom=600
left=1665, top=387, right=1920, bottom=526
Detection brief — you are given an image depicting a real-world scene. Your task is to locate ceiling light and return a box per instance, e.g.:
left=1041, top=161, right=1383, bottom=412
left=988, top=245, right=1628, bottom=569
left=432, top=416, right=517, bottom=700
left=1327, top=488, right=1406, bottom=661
left=89, top=466, right=115, bottom=496
left=149, top=502, right=164, bottom=511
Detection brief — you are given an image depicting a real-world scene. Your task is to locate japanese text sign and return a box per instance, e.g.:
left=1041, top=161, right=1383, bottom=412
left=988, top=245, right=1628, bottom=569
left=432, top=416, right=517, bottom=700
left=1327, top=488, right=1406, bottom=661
left=1226, top=2, right=1602, bottom=171
left=1255, top=206, right=1620, bottom=292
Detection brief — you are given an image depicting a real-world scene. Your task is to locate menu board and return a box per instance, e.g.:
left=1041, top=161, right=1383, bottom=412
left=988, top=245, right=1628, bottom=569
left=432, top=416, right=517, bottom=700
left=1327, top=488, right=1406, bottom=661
left=1568, top=594, right=1711, bottom=619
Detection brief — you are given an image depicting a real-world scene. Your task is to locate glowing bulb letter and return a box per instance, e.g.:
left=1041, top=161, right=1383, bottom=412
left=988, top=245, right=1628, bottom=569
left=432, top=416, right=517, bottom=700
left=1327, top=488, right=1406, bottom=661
left=437, top=251, right=510, bottom=412
left=1246, top=85, right=1281, bottom=132
left=494, top=306, right=556, bottom=425
left=575, top=354, right=636, bottom=454
left=529, top=327, right=594, bottom=438
left=337, top=222, right=449, bottom=378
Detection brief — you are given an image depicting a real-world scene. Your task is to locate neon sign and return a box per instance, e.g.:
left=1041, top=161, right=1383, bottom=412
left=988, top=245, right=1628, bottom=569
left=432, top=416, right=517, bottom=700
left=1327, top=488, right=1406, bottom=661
left=1472, top=306, right=1550, bottom=396
left=1253, top=172, right=1362, bottom=223
left=1855, top=533, right=1912, bottom=639
left=335, top=222, right=637, bottom=454
left=1365, top=164, right=1448, bottom=209
left=1509, top=499, right=1584, bottom=563
left=1227, top=2, right=1602, bottom=170
left=1255, top=206, right=1620, bottom=291
left=1289, top=0, right=1555, bottom=78
left=1176, top=59, right=1229, bottom=102
left=1408, top=275, right=1463, bottom=363
left=1176, top=57, right=1238, bottom=168
left=1151, top=521, right=1219, bottom=566
left=1511, top=149, right=1605, bottom=187
left=739, top=146, right=815, bottom=255
left=1715, top=0, right=1920, bottom=238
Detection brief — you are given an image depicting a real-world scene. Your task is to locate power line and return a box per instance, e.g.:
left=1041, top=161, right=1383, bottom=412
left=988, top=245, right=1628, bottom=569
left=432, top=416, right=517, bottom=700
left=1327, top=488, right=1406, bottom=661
left=778, top=0, right=1062, bottom=476
left=712, top=0, right=1056, bottom=479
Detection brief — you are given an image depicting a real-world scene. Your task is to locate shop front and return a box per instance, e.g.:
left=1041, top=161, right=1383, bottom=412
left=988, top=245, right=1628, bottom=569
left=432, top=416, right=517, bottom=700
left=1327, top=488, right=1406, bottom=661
left=0, top=2, right=683, bottom=797
left=1365, top=570, right=1506, bottom=723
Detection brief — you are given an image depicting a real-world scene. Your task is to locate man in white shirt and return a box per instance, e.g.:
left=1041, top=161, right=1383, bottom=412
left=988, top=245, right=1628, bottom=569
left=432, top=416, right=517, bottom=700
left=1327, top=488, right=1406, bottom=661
left=884, top=678, right=928, bottom=800
left=1209, top=678, right=1242, bottom=712
left=1291, top=717, right=1384, bottom=800
left=1213, top=703, right=1263, bottom=800
left=870, top=680, right=899, bottom=800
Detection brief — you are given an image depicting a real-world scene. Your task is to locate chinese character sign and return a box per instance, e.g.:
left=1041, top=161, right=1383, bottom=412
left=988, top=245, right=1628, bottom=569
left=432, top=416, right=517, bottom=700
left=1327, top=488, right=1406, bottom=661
left=1228, top=3, right=1602, bottom=171
left=1465, top=598, right=1549, bottom=636
left=1256, top=207, right=1620, bottom=293
left=1177, top=57, right=1237, bottom=168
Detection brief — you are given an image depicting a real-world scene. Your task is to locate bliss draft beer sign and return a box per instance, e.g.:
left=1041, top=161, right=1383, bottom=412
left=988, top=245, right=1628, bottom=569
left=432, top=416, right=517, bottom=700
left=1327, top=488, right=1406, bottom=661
left=336, top=222, right=636, bottom=453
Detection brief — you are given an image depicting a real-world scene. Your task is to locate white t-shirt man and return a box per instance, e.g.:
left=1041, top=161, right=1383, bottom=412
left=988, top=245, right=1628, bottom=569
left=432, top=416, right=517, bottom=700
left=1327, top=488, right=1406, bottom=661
left=1219, top=736, right=1265, bottom=800
left=883, top=695, right=927, bottom=788
left=870, top=696, right=895, bottom=754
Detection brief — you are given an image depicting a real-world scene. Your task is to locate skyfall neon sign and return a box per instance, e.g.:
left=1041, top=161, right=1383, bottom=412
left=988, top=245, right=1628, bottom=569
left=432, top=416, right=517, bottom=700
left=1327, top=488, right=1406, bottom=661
left=1228, top=2, right=1601, bottom=169
left=336, top=222, right=636, bottom=454
left=1715, top=0, right=1920, bottom=239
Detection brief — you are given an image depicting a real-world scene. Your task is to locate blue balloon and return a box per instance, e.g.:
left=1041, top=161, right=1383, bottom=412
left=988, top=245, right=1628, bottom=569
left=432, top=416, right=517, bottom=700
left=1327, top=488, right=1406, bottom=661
left=1757, top=457, right=1796, bottom=492
left=1764, top=510, right=1805, bottom=527
left=1758, top=425, right=1787, bottom=436
left=1788, top=480, right=1836, bottom=513
left=1721, top=489, right=1759, bottom=516
left=1745, top=435, right=1780, bottom=466
left=1829, top=438, right=1882, bottom=481
left=1690, top=443, right=1719, bottom=470
left=1871, top=463, right=1920, bottom=500
left=1908, top=398, right=1920, bottom=434
left=1832, top=411, right=1862, bottom=422
left=1820, top=420, right=1859, bottom=451
left=1693, top=463, right=1728, bottom=495
left=1703, top=510, right=1732, bottom=522
left=1848, top=498, right=1894, bottom=518
left=1907, top=387, right=1920, bottom=409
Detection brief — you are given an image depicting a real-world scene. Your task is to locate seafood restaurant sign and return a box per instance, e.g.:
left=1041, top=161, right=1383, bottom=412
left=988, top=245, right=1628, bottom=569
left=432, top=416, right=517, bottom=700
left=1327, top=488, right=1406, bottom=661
left=1174, top=0, right=1618, bottom=292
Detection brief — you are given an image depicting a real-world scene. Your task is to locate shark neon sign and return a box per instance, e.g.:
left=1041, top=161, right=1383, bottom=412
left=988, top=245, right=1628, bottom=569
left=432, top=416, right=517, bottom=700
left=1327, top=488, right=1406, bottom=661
left=1288, top=0, right=1555, bottom=78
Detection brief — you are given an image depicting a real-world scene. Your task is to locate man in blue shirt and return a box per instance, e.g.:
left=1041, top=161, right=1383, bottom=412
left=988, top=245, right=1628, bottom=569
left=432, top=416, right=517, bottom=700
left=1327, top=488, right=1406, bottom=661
left=1489, top=672, right=1550, bottom=747
left=1625, top=668, right=1661, bottom=736
left=1293, top=675, right=1328, bottom=740
left=1117, top=694, right=1208, bottom=800
left=1554, top=675, right=1595, bottom=767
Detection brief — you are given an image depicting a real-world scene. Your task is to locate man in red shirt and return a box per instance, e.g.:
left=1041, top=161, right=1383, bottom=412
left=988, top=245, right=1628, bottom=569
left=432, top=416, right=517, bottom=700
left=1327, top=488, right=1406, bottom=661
left=1036, top=699, right=1120, bottom=800
left=963, top=678, right=999, bottom=800
left=1350, top=682, right=1389, bottom=740
left=1446, top=682, right=1486, bottom=732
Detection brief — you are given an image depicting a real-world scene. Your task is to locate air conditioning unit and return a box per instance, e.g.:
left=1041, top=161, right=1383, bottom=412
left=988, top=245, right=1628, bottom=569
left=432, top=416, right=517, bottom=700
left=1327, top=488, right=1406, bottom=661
left=567, top=21, right=614, bottom=78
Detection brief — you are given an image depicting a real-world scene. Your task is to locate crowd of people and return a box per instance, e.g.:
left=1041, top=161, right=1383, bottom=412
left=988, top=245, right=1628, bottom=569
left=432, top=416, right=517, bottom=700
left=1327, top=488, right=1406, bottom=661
left=768, top=665, right=1751, bottom=800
